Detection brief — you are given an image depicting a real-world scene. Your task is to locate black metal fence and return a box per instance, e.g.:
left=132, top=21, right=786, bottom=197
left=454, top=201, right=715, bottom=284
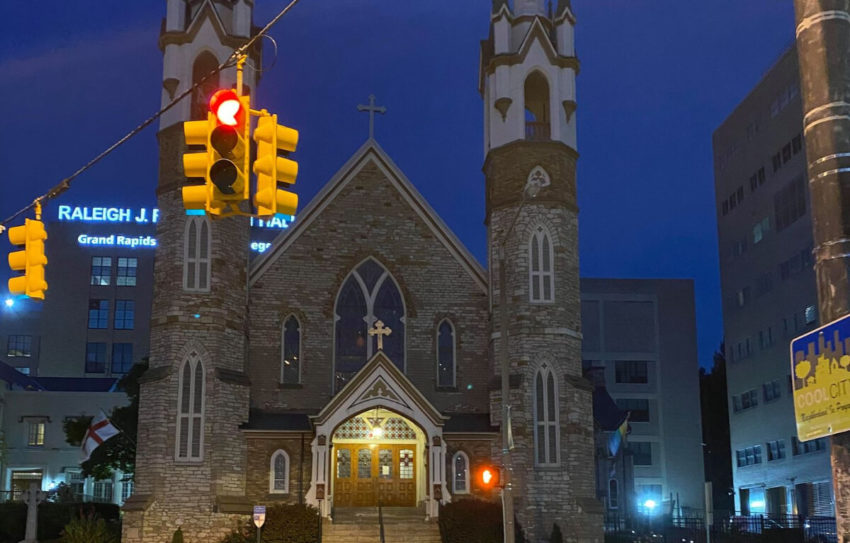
left=604, top=512, right=837, bottom=543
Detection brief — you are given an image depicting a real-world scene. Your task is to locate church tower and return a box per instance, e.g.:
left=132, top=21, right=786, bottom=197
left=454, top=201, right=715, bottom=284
left=481, top=1, right=602, bottom=540
left=123, top=2, right=259, bottom=541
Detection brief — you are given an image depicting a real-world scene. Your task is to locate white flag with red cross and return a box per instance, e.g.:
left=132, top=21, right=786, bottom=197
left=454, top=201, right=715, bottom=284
left=81, top=411, right=120, bottom=461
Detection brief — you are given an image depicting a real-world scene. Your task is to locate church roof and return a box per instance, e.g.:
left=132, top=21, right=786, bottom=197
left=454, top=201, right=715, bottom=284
left=240, top=409, right=314, bottom=432
left=249, top=139, right=487, bottom=292
left=443, top=413, right=498, bottom=433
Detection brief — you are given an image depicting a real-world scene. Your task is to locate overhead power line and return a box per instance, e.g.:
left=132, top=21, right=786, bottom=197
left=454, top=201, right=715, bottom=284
left=0, top=0, right=303, bottom=233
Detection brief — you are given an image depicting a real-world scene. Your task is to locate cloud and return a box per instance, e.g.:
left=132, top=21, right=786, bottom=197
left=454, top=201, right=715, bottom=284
left=0, top=26, right=153, bottom=86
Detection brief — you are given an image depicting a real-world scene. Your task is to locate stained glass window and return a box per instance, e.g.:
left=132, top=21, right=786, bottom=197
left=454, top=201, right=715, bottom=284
left=282, top=316, right=300, bottom=384
left=438, top=320, right=455, bottom=387
left=529, top=226, right=554, bottom=302
left=379, top=449, right=393, bottom=479
left=534, top=363, right=559, bottom=466
left=336, top=449, right=351, bottom=478
left=358, top=449, right=372, bottom=479
left=177, top=353, right=204, bottom=460
left=452, top=451, right=469, bottom=493
left=270, top=450, right=289, bottom=493
left=399, top=449, right=414, bottom=479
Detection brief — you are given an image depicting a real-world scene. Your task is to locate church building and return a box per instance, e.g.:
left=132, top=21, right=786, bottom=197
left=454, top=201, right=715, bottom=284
left=123, top=0, right=602, bottom=541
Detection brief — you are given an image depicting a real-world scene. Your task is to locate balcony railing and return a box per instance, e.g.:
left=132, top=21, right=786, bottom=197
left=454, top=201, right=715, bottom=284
left=525, top=121, right=551, bottom=142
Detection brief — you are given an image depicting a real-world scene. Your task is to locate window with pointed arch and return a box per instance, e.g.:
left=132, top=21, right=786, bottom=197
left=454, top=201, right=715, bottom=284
left=184, top=217, right=210, bottom=292
left=437, top=319, right=456, bottom=388
left=191, top=51, right=219, bottom=120
left=452, top=451, right=470, bottom=494
left=529, top=225, right=554, bottom=303
left=533, top=362, right=559, bottom=466
left=334, top=258, right=405, bottom=392
left=269, top=449, right=290, bottom=494
left=176, top=353, right=204, bottom=461
left=282, top=315, right=301, bottom=384
left=524, top=71, right=551, bottom=141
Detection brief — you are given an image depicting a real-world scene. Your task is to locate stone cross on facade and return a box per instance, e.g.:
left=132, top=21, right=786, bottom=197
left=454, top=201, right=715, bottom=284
left=20, top=482, right=47, bottom=543
left=368, top=320, right=392, bottom=351
left=357, top=94, right=386, bottom=140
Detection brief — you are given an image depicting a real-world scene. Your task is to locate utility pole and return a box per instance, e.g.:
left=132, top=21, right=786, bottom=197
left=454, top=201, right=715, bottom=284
left=794, top=0, right=850, bottom=537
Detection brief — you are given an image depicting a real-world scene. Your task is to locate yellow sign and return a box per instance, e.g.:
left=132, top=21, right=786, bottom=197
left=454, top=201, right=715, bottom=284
left=791, top=319, right=850, bottom=441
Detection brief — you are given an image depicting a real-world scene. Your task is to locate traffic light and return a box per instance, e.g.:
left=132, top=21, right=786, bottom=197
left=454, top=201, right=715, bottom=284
left=477, top=465, right=501, bottom=490
left=7, top=219, right=48, bottom=300
left=181, top=89, right=251, bottom=216
left=253, top=114, right=299, bottom=217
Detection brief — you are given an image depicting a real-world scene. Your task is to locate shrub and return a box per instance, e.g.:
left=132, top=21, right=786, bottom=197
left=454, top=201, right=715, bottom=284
left=439, top=499, right=503, bottom=543
left=0, top=502, right=121, bottom=543
left=550, top=522, right=563, bottom=543
left=172, top=527, right=184, bottom=543
left=218, top=504, right=319, bottom=543
left=61, top=510, right=118, bottom=543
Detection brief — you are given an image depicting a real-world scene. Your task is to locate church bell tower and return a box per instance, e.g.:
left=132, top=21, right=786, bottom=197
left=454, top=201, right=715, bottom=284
left=122, top=2, right=259, bottom=542
left=481, top=1, right=603, bottom=540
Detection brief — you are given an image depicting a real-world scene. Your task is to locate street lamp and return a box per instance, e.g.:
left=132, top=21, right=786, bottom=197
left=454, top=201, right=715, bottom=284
left=497, top=175, right=542, bottom=543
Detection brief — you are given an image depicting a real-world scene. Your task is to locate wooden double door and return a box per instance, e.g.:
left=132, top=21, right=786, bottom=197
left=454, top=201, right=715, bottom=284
left=334, top=444, right=416, bottom=507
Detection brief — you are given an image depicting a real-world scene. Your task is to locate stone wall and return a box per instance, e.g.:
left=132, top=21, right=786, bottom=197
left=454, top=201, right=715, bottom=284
left=248, top=150, right=493, bottom=416
left=245, top=434, right=313, bottom=504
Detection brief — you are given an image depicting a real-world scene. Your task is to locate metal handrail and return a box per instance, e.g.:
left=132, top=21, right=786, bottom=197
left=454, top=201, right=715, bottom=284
left=378, top=500, right=386, bottom=543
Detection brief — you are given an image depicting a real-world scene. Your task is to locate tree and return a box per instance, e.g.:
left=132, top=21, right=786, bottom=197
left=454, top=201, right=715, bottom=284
left=63, top=359, right=147, bottom=480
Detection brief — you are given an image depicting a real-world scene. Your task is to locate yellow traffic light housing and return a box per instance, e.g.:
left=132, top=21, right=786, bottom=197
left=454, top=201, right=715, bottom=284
left=253, top=114, right=299, bottom=217
left=7, top=218, right=48, bottom=300
left=181, top=90, right=251, bottom=217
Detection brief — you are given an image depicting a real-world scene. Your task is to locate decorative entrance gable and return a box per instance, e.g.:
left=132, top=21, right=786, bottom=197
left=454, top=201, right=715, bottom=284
left=306, top=352, right=448, bottom=518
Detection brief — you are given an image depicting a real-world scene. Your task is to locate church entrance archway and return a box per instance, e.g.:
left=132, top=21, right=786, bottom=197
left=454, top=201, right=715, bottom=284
left=331, top=408, right=422, bottom=507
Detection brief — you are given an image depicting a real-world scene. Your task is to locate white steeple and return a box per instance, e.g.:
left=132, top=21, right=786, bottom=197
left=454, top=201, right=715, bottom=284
left=479, top=0, right=578, bottom=153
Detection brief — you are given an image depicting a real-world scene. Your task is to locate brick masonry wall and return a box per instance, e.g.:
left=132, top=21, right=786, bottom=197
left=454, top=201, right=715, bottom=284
left=248, top=152, right=493, bottom=415
left=485, top=142, right=602, bottom=542
left=245, top=434, right=313, bottom=505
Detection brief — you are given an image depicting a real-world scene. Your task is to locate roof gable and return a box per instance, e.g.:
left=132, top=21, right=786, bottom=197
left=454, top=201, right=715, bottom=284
left=249, top=139, right=486, bottom=292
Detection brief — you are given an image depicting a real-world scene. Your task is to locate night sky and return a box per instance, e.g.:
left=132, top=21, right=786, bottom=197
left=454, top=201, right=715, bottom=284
left=0, top=1, right=798, bottom=369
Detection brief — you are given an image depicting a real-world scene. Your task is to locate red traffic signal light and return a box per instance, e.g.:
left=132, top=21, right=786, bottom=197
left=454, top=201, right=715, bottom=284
left=209, top=89, right=243, bottom=127
left=477, top=465, right=500, bottom=490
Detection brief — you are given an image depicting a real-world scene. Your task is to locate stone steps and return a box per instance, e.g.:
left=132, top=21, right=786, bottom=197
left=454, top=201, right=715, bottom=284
left=322, top=507, right=441, bottom=543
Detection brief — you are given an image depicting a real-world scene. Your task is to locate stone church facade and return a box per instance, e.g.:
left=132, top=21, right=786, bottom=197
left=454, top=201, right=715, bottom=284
left=122, top=1, right=602, bottom=542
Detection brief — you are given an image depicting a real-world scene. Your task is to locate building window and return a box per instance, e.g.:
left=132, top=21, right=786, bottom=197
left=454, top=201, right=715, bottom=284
left=758, top=167, right=766, bottom=185
left=793, top=436, right=827, bottom=455
left=7, top=335, right=32, bottom=357
left=112, top=343, right=134, bottom=374
left=733, top=388, right=759, bottom=412
left=524, top=71, right=550, bottom=141
left=93, top=481, right=113, bottom=503
left=282, top=315, right=301, bottom=384
left=66, top=470, right=85, bottom=498
left=437, top=319, right=456, bottom=388
left=805, top=305, right=817, bottom=325
left=775, top=176, right=807, bottom=231
left=615, top=399, right=650, bottom=423
left=269, top=449, right=290, bottom=494
left=88, top=299, right=110, bottom=329
left=533, top=362, right=559, bottom=466
left=630, top=442, right=652, bottom=466
left=782, top=143, right=792, bottom=163
left=191, top=52, right=220, bottom=121
left=792, top=134, right=803, bottom=154
left=752, top=217, right=770, bottom=244
left=767, top=440, right=786, bottom=461
left=85, top=343, right=107, bottom=373
left=772, top=152, right=782, bottom=172
left=736, top=445, right=763, bottom=467
left=114, top=300, right=135, bottom=330
left=184, top=217, right=211, bottom=292
left=614, top=360, right=648, bottom=384
left=529, top=225, right=555, bottom=303
left=334, top=258, right=405, bottom=392
left=722, top=200, right=729, bottom=216
left=176, top=353, right=204, bottom=461
left=121, top=480, right=134, bottom=502
left=763, top=380, right=781, bottom=402
left=608, top=479, right=619, bottom=509
left=27, top=422, right=45, bottom=447
left=90, top=256, right=112, bottom=286
left=452, top=451, right=469, bottom=494
left=117, top=257, right=138, bottom=286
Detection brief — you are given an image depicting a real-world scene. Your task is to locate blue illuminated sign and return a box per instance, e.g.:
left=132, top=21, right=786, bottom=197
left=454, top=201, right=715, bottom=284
left=77, top=234, right=158, bottom=248
left=58, top=205, right=159, bottom=224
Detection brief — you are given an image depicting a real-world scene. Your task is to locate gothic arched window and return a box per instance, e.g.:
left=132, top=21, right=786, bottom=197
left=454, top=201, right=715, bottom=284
left=524, top=71, right=550, bottom=141
left=269, top=449, right=290, bottom=494
left=282, top=315, right=301, bottom=384
left=184, top=216, right=211, bottom=292
left=533, top=362, right=559, bottom=466
left=191, top=51, right=220, bottom=120
left=608, top=478, right=619, bottom=509
left=452, top=451, right=470, bottom=494
left=176, top=353, right=204, bottom=461
left=529, top=225, right=554, bottom=303
left=437, top=319, right=456, bottom=388
left=334, top=258, right=405, bottom=392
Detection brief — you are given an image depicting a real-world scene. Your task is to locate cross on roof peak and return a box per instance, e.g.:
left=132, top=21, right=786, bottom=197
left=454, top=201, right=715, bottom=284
left=357, top=94, right=386, bottom=140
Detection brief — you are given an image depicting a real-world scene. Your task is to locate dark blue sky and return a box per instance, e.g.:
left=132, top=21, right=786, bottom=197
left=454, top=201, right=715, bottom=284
left=0, top=1, right=797, bottom=368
